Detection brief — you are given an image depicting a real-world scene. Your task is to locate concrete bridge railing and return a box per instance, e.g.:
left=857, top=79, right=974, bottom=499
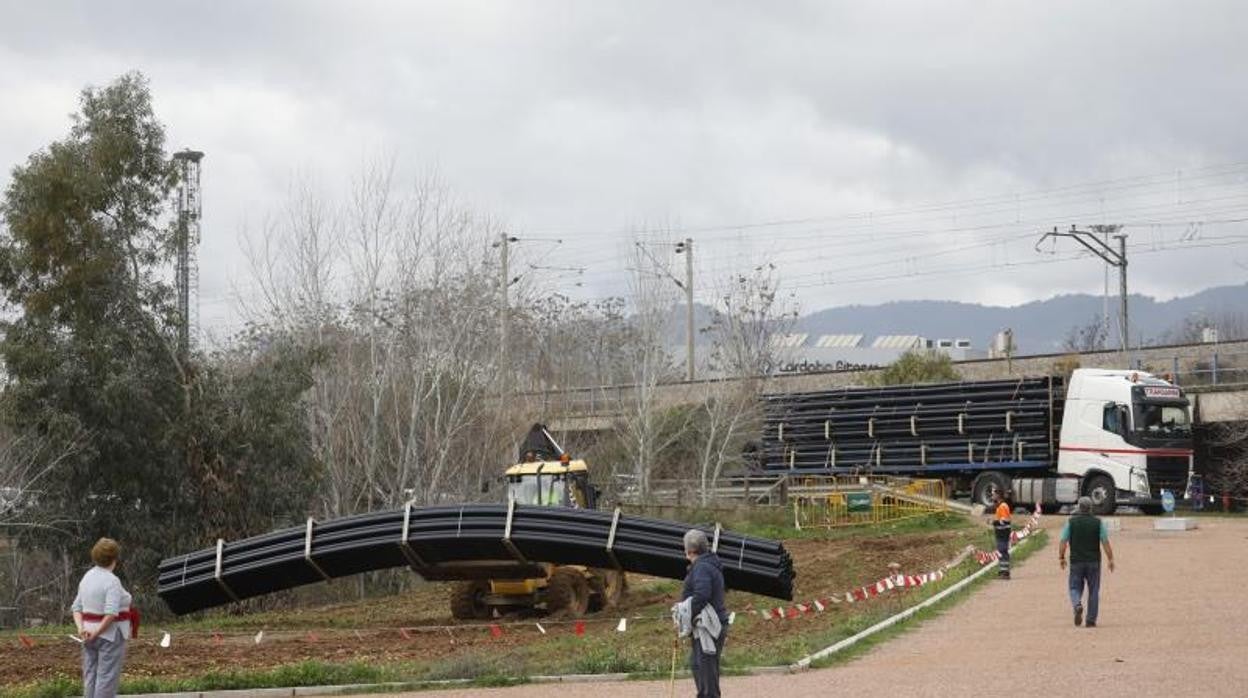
left=524, top=340, right=1248, bottom=429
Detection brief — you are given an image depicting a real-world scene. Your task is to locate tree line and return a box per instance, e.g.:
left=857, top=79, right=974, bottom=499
left=0, top=74, right=794, bottom=624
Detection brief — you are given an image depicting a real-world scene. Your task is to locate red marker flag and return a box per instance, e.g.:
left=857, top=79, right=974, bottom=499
left=785, top=606, right=799, bottom=619
left=574, top=620, right=585, bottom=636
left=489, top=624, right=503, bottom=639
left=18, top=634, right=34, bottom=648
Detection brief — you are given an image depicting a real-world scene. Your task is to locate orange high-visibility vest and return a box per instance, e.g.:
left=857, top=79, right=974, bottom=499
left=995, top=502, right=1011, bottom=522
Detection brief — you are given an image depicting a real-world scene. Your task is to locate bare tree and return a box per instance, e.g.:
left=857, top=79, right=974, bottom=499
left=692, top=265, right=798, bottom=503
left=1161, top=311, right=1248, bottom=345
left=1063, top=314, right=1109, bottom=353
left=612, top=240, right=686, bottom=498
left=0, top=425, right=87, bottom=626
left=241, top=158, right=529, bottom=518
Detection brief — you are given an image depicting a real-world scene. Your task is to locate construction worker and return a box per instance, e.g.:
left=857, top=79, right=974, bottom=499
left=992, top=489, right=1012, bottom=579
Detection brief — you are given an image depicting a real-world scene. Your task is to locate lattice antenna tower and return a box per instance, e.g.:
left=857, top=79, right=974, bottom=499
left=173, top=149, right=204, bottom=359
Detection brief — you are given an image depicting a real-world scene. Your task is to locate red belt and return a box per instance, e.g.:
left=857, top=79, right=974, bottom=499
left=81, top=609, right=140, bottom=639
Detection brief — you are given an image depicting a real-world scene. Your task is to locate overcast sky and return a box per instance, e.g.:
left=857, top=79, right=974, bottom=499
left=2, top=1, right=1247, bottom=335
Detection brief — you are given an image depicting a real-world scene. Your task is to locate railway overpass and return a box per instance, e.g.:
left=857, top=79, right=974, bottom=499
left=525, top=339, right=1248, bottom=431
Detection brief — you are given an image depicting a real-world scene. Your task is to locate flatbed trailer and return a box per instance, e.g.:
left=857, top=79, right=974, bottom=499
left=759, top=369, right=1194, bottom=515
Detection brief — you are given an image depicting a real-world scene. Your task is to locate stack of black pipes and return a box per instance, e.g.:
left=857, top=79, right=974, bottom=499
left=158, top=505, right=795, bottom=615
left=760, top=376, right=1061, bottom=473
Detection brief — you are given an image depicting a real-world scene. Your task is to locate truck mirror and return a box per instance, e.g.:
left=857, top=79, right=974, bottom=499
left=1117, top=405, right=1130, bottom=435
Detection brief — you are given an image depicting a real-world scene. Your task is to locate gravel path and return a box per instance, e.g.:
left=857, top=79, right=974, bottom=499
left=374, top=516, right=1248, bottom=697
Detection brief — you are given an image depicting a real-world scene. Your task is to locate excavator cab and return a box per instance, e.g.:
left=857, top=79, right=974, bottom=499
left=506, top=424, right=597, bottom=509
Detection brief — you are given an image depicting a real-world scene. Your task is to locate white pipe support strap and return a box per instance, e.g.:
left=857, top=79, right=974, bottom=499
left=304, top=518, right=332, bottom=582
left=711, top=523, right=722, bottom=554
left=502, top=496, right=529, bottom=563
left=398, top=501, right=431, bottom=569
left=605, top=507, right=623, bottom=570
left=214, top=539, right=240, bottom=603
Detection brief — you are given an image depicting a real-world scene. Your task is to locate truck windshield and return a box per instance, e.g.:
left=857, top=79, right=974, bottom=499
left=1133, top=403, right=1191, bottom=437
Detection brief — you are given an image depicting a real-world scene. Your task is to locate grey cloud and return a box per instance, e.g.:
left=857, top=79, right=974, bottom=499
left=2, top=1, right=1247, bottom=333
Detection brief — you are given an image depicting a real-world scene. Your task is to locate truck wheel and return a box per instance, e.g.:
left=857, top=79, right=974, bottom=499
left=545, top=568, right=590, bottom=617
left=450, top=580, right=491, bottom=620
left=1084, top=474, right=1117, bottom=515
left=972, top=472, right=1009, bottom=509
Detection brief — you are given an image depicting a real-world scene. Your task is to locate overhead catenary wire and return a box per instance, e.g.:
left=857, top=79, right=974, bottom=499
left=204, top=161, right=1248, bottom=329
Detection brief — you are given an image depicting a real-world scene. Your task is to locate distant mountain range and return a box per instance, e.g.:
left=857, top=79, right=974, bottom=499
left=793, top=284, right=1248, bottom=353
left=668, top=283, right=1248, bottom=354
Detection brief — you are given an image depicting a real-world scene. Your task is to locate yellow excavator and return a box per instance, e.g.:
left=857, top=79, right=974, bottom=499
left=449, top=425, right=627, bottom=619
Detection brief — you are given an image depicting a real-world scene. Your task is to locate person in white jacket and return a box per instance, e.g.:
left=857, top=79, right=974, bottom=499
left=72, top=538, right=135, bottom=698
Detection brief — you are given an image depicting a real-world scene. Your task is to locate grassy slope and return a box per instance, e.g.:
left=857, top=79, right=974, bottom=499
left=7, top=511, right=1038, bottom=697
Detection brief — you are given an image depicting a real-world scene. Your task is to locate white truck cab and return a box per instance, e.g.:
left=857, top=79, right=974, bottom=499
left=1056, top=369, right=1193, bottom=514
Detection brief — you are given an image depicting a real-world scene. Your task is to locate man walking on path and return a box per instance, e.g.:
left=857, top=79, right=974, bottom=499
left=1059, top=496, right=1116, bottom=627
left=992, top=490, right=1012, bottom=579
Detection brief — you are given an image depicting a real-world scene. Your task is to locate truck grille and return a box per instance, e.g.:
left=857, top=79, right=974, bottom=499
left=1146, top=455, right=1188, bottom=497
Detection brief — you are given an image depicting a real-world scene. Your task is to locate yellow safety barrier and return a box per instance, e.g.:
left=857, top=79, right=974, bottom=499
left=792, top=476, right=948, bottom=530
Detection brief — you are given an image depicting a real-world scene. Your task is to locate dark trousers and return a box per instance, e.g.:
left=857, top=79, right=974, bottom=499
left=994, top=527, right=1011, bottom=576
left=690, top=628, right=726, bottom=698
left=1068, top=562, right=1102, bottom=624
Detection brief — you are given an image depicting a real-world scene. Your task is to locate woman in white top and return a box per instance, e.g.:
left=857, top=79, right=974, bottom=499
left=72, top=538, right=135, bottom=698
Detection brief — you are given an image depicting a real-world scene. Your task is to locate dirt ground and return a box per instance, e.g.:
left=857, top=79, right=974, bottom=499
left=395, top=516, right=1248, bottom=698
left=0, top=523, right=973, bottom=688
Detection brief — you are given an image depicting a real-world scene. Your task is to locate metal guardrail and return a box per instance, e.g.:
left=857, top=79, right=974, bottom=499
left=617, top=476, right=794, bottom=507
left=1159, top=350, right=1248, bottom=388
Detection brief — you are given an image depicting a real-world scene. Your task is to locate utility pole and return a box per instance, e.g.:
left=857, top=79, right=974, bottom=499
left=635, top=239, right=698, bottom=381
left=495, top=233, right=518, bottom=378
left=1115, top=233, right=1128, bottom=355
left=1089, top=224, right=1121, bottom=348
left=675, top=238, right=695, bottom=381
left=1036, top=225, right=1130, bottom=355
